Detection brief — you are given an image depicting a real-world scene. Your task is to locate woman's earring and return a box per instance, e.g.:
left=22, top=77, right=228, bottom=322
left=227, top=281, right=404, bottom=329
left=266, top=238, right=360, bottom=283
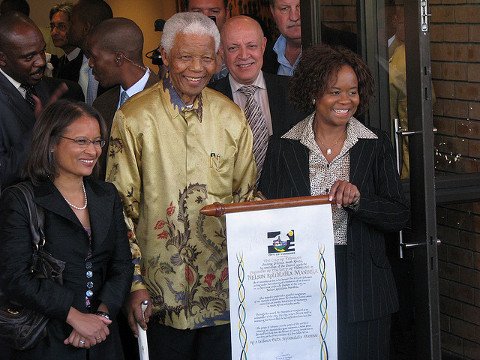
left=312, top=99, right=316, bottom=105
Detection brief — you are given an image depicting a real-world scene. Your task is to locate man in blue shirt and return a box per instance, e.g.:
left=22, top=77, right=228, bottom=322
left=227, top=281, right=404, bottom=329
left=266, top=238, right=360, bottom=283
left=264, top=0, right=301, bottom=76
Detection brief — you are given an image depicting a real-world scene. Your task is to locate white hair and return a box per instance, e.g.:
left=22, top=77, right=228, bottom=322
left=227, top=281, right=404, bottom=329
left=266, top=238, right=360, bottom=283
left=161, top=12, right=220, bottom=55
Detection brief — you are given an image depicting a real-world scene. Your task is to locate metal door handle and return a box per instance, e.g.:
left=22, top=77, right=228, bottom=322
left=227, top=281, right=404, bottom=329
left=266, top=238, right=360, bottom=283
left=401, top=239, right=441, bottom=249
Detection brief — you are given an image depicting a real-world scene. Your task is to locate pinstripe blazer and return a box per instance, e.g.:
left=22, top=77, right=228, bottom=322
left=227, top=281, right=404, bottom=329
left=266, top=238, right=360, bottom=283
left=258, top=124, right=409, bottom=322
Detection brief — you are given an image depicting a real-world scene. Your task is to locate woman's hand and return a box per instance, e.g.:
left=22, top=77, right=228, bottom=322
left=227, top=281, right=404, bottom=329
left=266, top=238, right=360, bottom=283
left=329, top=180, right=360, bottom=208
left=64, top=307, right=111, bottom=348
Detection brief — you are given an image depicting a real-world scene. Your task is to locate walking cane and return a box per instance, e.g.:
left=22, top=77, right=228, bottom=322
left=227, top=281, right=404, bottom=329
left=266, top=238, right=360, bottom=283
left=137, top=300, right=149, bottom=360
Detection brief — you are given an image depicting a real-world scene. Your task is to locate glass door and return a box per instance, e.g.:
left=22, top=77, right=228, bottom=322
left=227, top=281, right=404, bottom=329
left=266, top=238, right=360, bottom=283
left=301, top=1, right=440, bottom=358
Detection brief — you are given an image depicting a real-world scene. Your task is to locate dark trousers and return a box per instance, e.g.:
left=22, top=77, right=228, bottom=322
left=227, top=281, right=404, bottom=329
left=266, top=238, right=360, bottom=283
left=336, top=245, right=392, bottom=360
left=146, top=323, right=231, bottom=360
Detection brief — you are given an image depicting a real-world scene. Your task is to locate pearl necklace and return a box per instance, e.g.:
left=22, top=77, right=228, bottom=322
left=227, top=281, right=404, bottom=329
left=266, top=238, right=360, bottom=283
left=63, top=182, right=87, bottom=210
left=315, top=129, right=346, bottom=155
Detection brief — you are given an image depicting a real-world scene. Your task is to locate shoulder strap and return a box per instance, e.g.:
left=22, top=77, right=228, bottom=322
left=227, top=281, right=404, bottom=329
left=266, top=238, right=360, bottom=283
left=13, top=182, right=45, bottom=249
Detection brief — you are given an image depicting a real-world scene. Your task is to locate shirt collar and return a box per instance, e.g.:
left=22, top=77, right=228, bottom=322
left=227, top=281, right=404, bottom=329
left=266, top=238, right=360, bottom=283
left=120, top=68, right=150, bottom=97
left=66, top=47, right=81, bottom=62
left=273, top=35, right=302, bottom=75
left=283, top=113, right=378, bottom=145
left=229, top=71, right=266, bottom=93
left=0, top=68, right=23, bottom=91
left=162, top=72, right=204, bottom=122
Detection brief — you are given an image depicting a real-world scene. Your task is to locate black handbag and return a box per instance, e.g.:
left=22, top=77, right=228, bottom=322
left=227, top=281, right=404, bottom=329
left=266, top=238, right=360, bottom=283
left=0, top=182, right=66, bottom=350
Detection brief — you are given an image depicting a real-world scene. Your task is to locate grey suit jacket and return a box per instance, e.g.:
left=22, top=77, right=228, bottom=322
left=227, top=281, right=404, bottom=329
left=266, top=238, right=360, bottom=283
left=209, top=72, right=307, bottom=138
left=0, top=73, right=84, bottom=191
left=258, top=126, right=409, bottom=322
left=93, top=70, right=159, bottom=178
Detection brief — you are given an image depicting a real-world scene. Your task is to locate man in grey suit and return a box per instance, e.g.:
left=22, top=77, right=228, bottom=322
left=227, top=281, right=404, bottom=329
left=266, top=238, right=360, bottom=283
left=0, top=12, right=84, bottom=192
left=210, top=15, right=306, bottom=179
left=88, top=18, right=159, bottom=179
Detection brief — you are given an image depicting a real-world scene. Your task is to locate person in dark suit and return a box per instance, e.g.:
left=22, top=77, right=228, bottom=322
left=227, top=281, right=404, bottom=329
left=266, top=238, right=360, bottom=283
left=0, top=12, right=84, bottom=192
left=49, top=2, right=84, bottom=83
left=67, top=0, right=113, bottom=104
left=89, top=18, right=159, bottom=179
left=210, top=16, right=307, bottom=181
left=258, top=44, right=409, bottom=359
left=0, top=100, right=133, bottom=359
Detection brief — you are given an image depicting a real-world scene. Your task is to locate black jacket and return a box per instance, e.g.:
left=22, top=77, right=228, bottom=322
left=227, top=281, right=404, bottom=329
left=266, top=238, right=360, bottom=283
left=0, top=179, right=133, bottom=359
left=258, top=126, right=409, bottom=322
left=0, top=73, right=84, bottom=191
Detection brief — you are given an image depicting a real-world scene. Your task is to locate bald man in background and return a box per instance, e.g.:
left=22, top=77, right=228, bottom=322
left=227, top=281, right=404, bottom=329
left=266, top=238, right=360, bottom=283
left=89, top=17, right=159, bottom=179
left=68, top=0, right=113, bottom=104
left=210, top=16, right=307, bottom=181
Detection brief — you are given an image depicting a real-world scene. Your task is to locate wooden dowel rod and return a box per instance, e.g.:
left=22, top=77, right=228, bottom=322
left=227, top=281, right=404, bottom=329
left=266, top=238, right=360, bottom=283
left=200, top=195, right=331, bottom=217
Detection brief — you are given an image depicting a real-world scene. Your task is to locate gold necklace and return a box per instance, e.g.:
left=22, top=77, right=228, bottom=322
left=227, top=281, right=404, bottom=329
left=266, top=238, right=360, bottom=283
left=315, top=129, right=346, bottom=155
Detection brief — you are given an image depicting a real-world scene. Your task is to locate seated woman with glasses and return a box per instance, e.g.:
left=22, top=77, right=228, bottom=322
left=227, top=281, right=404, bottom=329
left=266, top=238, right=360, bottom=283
left=0, top=100, right=133, bottom=359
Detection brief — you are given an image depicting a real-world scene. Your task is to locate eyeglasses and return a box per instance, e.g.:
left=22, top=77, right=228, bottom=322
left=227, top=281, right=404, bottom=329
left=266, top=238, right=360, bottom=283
left=49, top=23, right=68, bottom=32
left=60, top=136, right=105, bottom=148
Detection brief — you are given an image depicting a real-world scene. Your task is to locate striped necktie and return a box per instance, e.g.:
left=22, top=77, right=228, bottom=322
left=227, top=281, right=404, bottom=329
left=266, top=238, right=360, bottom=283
left=20, top=84, right=36, bottom=110
left=119, top=91, right=129, bottom=107
left=238, top=85, right=269, bottom=183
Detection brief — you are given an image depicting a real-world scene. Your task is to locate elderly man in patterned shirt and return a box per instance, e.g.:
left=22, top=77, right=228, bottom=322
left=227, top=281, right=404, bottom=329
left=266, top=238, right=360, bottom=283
left=106, top=12, right=257, bottom=360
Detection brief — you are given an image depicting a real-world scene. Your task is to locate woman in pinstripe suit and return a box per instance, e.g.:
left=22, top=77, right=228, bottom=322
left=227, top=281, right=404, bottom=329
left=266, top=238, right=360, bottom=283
left=258, top=45, right=409, bottom=359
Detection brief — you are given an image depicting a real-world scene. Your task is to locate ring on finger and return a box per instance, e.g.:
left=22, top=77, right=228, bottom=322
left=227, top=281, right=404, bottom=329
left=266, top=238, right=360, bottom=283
left=79, top=340, right=86, bottom=345
left=96, top=337, right=102, bottom=341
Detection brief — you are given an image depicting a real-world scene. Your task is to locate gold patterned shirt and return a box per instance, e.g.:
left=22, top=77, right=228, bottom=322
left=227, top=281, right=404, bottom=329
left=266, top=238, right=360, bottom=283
left=283, top=114, right=377, bottom=245
left=106, top=74, right=257, bottom=329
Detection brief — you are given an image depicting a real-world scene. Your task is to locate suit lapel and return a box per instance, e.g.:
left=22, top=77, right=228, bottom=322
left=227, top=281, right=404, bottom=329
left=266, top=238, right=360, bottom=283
left=214, top=77, right=233, bottom=100
left=282, top=139, right=310, bottom=196
left=264, top=74, right=282, bottom=135
left=0, top=72, right=35, bottom=128
left=34, top=180, right=84, bottom=229
left=33, top=180, right=112, bottom=248
left=349, top=138, right=374, bottom=189
left=84, top=180, right=112, bottom=248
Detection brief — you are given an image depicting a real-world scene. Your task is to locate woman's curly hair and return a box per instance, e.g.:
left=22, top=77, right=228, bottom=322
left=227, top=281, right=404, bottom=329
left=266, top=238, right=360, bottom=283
left=289, top=44, right=375, bottom=115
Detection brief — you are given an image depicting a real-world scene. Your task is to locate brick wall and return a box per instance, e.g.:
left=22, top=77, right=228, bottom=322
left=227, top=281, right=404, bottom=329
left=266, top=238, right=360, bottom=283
left=431, top=1, right=480, bottom=359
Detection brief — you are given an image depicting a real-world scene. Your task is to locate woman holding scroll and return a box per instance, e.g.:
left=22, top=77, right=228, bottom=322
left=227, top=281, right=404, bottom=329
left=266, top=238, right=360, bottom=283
left=258, top=45, right=409, bottom=360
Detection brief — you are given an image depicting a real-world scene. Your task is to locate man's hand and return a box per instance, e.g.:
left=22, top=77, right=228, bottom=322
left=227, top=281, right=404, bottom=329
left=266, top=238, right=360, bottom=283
left=126, top=289, right=152, bottom=338
left=33, top=82, right=69, bottom=119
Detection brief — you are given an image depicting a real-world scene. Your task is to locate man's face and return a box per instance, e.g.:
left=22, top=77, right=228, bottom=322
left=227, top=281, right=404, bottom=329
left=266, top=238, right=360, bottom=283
left=68, top=6, right=86, bottom=48
left=221, top=19, right=266, bottom=85
left=161, top=32, right=217, bottom=105
left=0, top=24, right=46, bottom=85
left=87, top=35, right=117, bottom=88
left=271, top=0, right=301, bottom=44
left=188, top=0, right=229, bottom=32
left=50, top=11, right=71, bottom=50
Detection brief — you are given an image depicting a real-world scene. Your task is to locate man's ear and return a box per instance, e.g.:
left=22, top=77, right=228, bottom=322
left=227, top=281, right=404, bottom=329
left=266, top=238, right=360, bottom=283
left=115, top=52, right=124, bottom=66
left=219, top=44, right=225, bottom=58
left=0, top=52, right=6, bottom=67
left=160, top=47, right=168, bottom=67
left=83, top=21, right=93, bottom=38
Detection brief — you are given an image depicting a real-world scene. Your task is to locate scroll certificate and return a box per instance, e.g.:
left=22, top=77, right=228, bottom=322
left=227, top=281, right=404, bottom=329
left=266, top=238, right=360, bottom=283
left=226, top=204, right=338, bottom=360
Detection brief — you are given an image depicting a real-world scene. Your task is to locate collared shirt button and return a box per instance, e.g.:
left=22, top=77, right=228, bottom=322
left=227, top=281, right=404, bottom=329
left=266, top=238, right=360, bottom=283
left=86, top=290, right=93, bottom=297
left=87, top=281, right=94, bottom=289
left=86, top=271, right=93, bottom=278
